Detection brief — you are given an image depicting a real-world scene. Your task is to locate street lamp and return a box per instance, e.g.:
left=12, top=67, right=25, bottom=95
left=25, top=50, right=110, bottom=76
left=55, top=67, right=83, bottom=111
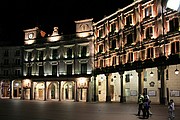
left=175, top=65, right=179, bottom=75
left=150, top=71, right=154, bottom=77
left=160, top=0, right=180, bottom=105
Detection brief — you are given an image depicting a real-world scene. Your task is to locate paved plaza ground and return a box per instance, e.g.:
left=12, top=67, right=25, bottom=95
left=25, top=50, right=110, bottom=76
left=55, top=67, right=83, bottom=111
left=0, top=99, right=179, bottom=120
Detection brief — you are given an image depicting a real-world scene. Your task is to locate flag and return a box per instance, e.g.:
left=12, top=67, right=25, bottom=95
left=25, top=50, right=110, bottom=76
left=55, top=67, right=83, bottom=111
left=40, top=30, right=46, bottom=37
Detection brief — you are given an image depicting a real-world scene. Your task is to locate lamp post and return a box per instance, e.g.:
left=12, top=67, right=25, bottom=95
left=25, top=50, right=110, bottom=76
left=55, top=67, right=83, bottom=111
left=160, top=0, right=180, bottom=105
left=159, top=0, right=166, bottom=105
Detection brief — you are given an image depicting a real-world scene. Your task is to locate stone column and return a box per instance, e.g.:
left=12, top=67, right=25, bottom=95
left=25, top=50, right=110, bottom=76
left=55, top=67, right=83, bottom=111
left=9, top=80, right=12, bottom=99
left=74, top=81, right=79, bottom=102
left=0, top=80, right=1, bottom=98
left=44, top=81, right=46, bottom=101
left=30, top=81, right=33, bottom=100
left=106, top=73, right=111, bottom=102
left=21, top=80, right=24, bottom=100
left=119, top=71, right=125, bottom=103
left=93, top=75, right=98, bottom=102
left=86, top=79, right=90, bottom=102
left=136, top=69, right=143, bottom=95
left=59, top=81, right=61, bottom=101
left=158, top=66, right=166, bottom=105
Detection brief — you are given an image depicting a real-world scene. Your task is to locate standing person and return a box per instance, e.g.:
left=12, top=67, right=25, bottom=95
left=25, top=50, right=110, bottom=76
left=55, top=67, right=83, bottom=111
left=168, top=99, right=175, bottom=120
left=137, top=94, right=144, bottom=116
left=145, top=94, right=152, bottom=116
left=142, top=97, right=150, bottom=119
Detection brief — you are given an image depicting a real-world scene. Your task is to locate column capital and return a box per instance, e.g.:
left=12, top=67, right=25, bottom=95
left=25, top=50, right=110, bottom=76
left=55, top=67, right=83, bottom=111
left=105, top=73, right=109, bottom=76
left=157, top=66, right=166, bottom=70
left=136, top=68, right=143, bottom=73
left=118, top=71, right=124, bottom=75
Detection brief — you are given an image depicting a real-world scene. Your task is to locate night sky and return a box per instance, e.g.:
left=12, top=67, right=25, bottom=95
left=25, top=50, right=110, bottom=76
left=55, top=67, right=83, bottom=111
left=0, top=0, right=133, bottom=45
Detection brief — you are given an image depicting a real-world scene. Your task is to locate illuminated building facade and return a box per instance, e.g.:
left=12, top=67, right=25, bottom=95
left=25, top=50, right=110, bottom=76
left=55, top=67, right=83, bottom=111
left=0, top=0, right=179, bottom=105
left=0, top=46, right=23, bottom=99
left=93, top=0, right=180, bottom=104
left=21, top=18, right=94, bottom=101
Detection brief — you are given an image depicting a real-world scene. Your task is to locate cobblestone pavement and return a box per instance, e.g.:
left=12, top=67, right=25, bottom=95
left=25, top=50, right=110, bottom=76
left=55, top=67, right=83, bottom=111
left=0, top=99, right=179, bottom=120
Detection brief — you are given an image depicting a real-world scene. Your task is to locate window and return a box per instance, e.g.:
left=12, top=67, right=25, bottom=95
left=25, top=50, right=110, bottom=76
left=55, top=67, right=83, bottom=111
left=67, top=64, right=72, bottom=75
left=39, top=66, right=44, bottom=76
left=125, top=74, right=130, bottom=82
left=127, top=33, right=133, bottom=44
left=3, top=70, right=8, bottom=76
left=147, top=47, right=154, bottom=59
left=15, top=69, right=21, bottom=76
left=100, top=59, right=103, bottom=68
left=126, top=15, right=132, bottom=26
left=52, top=49, right=58, bottom=59
left=128, top=52, right=133, bottom=62
left=4, top=50, right=9, bottom=57
left=15, top=50, right=20, bottom=56
left=39, top=51, right=43, bottom=61
left=145, top=6, right=152, bottom=17
left=111, top=39, right=116, bottom=49
left=99, top=44, right=103, bottom=53
left=146, top=27, right=153, bottom=39
left=99, top=29, right=103, bottom=37
left=111, top=23, right=116, bottom=32
left=28, top=52, right=32, bottom=61
left=81, top=63, right=87, bottom=74
left=169, top=18, right=179, bottom=32
left=81, top=46, right=87, bottom=57
left=141, top=50, right=145, bottom=60
left=4, top=59, right=9, bottom=65
left=27, top=66, right=32, bottom=76
left=171, top=41, right=179, bottom=54
left=112, top=56, right=116, bottom=66
left=15, top=59, right=21, bottom=65
left=52, top=65, right=57, bottom=76
left=122, top=54, right=126, bottom=64
left=67, top=48, right=72, bottom=58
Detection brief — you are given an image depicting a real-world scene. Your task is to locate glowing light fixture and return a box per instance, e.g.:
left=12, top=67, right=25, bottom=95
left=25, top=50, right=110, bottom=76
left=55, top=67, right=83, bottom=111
left=15, top=83, right=19, bottom=86
left=175, top=65, right=179, bottom=75
left=150, top=68, right=154, bottom=77
left=150, top=71, right=154, bottom=77
left=130, top=73, right=133, bottom=79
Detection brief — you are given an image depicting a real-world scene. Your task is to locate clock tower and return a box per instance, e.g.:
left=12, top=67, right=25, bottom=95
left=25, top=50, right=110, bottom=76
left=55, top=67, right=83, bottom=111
left=23, top=27, right=45, bottom=45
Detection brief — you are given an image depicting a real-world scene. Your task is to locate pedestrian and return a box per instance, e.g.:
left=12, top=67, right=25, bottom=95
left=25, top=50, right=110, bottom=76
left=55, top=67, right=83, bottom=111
left=142, top=97, right=150, bottom=119
left=144, top=94, right=152, bottom=116
left=137, top=94, right=144, bottom=116
left=168, top=99, right=175, bottom=120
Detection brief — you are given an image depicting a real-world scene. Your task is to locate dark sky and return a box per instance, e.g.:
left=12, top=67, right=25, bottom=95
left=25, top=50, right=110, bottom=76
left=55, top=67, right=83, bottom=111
left=0, top=0, right=133, bottom=45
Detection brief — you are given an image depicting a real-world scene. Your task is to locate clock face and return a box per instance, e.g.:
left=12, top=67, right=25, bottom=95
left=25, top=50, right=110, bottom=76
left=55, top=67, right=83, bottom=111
left=28, top=33, right=33, bottom=39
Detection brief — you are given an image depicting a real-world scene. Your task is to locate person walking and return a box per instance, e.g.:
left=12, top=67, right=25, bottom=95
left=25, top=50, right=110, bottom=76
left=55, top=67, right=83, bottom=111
left=137, top=94, right=144, bottom=116
left=168, top=99, right=175, bottom=120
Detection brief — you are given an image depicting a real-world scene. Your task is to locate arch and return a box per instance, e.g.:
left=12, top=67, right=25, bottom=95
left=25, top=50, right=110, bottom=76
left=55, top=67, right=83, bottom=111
left=47, top=82, right=58, bottom=100
left=61, top=81, right=75, bottom=101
